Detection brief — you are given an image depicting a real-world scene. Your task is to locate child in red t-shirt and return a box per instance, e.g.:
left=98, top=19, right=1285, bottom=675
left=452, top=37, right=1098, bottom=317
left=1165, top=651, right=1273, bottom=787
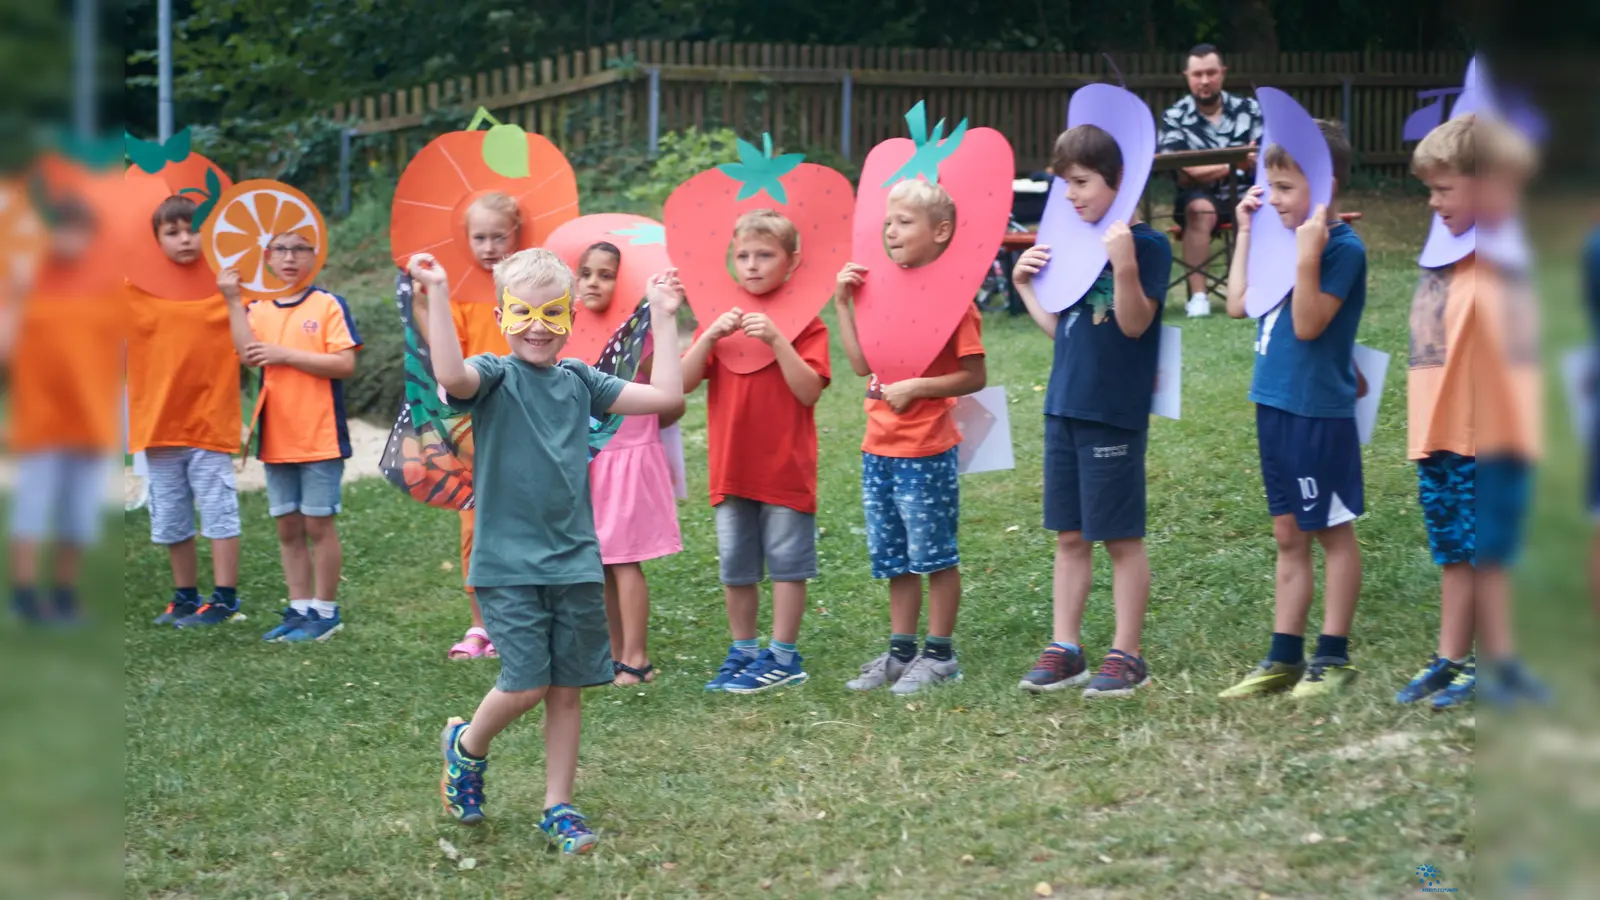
left=681, top=209, right=830, bottom=693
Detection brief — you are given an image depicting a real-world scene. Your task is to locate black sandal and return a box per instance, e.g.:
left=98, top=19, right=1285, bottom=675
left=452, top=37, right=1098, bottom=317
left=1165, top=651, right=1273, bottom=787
left=612, top=661, right=655, bottom=684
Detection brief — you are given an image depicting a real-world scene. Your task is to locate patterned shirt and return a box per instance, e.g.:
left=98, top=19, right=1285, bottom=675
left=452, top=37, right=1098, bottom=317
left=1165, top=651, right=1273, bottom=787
left=1159, top=91, right=1263, bottom=197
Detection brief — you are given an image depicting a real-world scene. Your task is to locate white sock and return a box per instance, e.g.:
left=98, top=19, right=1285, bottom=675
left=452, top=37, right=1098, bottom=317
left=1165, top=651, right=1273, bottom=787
left=1190, top=292, right=1208, bottom=304
left=309, top=599, right=338, bottom=616
left=291, top=599, right=312, bottom=614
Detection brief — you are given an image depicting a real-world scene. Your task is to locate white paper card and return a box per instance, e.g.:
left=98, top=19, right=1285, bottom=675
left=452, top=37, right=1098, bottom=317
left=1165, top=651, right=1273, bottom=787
left=1151, top=325, right=1181, bottom=420
left=1351, top=343, right=1390, bottom=446
left=659, top=423, right=689, bottom=500
left=1563, top=346, right=1595, bottom=445
left=953, top=385, right=1015, bottom=475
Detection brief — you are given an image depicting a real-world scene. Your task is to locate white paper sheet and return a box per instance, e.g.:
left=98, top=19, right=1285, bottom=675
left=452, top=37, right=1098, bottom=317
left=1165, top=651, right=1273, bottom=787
left=1351, top=343, right=1391, bottom=446
left=1151, top=325, right=1182, bottom=420
left=952, top=385, right=1015, bottom=475
left=1563, top=346, right=1596, bottom=446
left=659, top=423, right=689, bottom=500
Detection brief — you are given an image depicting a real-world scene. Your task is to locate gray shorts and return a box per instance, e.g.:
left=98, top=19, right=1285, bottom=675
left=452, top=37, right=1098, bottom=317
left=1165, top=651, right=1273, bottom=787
left=7, top=452, right=111, bottom=545
left=714, top=496, right=818, bottom=586
left=264, top=459, right=344, bottom=518
left=476, top=583, right=613, bottom=692
left=146, top=447, right=241, bottom=544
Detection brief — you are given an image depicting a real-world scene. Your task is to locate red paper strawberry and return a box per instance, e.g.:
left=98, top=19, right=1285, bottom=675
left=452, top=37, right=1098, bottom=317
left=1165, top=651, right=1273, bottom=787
left=850, top=102, right=1013, bottom=385
left=663, top=134, right=853, bottom=374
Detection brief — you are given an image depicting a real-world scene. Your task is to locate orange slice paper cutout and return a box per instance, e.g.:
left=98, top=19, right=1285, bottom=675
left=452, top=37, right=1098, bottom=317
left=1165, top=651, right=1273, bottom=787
left=546, top=214, right=672, bottom=365
left=124, top=148, right=232, bottom=300
left=0, top=179, right=47, bottom=293
left=390, top=109, right=579, bottom=304
left=201, top=179, right=327, bottom=301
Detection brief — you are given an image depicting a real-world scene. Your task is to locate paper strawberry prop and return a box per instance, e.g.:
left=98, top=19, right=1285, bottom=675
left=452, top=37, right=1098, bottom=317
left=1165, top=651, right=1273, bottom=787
left=391, top=107, right=579, bottom=303
left=850, top=102, right=1012, bottom=385
left=545, top=213, right=673, bottom=365
left=663, top=134, right=853, bottom=374
left=123, top=127, right=234, bottom=300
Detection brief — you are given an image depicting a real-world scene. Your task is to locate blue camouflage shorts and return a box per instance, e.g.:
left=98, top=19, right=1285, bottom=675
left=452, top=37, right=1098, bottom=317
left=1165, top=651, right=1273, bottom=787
left=1416, top=452, right=1474, bottom=566
left=861, top=448, right=960, bottom=579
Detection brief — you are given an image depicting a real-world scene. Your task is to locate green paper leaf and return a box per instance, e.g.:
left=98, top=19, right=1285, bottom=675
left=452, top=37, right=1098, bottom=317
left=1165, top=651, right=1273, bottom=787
left=714, top=133, right=802, bottom=206
left=178, top=188, right=207, bottom=197
left=165, top=127, right=192, bottom=162
left=881, top=101, right=970, bottom=188
left=191, top=171, right=223, bottom=230
left=125, top=133, right=167, bottom=174
left=481, top=124, right=531, bottom=178
left=610, top=224, right=666, bottom=246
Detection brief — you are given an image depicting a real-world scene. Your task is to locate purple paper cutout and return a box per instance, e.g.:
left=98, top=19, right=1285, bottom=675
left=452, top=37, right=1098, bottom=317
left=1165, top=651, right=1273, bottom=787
left=1030, top=84, right=1156, bottom=312
left=1418, top=57, right=1489, bottom=268
left=1244, top=88, right=1334, bottom=319
left=1402, top=100, right=1446, bottom=142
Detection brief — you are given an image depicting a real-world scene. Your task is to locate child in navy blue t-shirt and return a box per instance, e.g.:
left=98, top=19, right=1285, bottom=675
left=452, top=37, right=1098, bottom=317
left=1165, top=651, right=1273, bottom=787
left=1219, top=119, right=1368, bottom=700
left=1012, top=124, right=1172, bottom=699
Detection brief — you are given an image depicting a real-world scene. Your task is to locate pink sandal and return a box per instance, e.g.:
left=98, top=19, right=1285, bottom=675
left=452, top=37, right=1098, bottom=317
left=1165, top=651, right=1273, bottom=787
left=447, top=627, right=496, bottom=660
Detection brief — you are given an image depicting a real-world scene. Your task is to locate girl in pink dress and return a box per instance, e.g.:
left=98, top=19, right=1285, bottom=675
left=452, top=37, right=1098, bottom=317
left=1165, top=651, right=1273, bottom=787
left=580, top=241, right=683, bottom=685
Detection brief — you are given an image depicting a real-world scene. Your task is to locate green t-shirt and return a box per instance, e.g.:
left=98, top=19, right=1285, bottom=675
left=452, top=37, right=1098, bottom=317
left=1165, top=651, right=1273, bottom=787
left=449, top=354, right=626, bottom=587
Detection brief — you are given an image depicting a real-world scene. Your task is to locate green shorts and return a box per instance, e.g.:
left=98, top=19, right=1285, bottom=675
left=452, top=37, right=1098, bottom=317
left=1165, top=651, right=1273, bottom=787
left=475, top=583, right=612, bottom=691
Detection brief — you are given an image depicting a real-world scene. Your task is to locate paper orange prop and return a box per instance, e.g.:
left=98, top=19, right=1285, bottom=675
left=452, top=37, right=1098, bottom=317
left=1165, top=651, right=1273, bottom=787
left=851, top=103, right=1012, bottom=385
left=124, top=128, right=234, bottom=300
left=0, top=179, right=47, bottom=291
left=201, top=179, right=327, bottom=301
left=28, top=153, right=127, bottom=297
left=391, top=108, right=579, bottom=304
left=546, top=214, right=672, bottom=365
left=663, top=134, right=853, bottom=374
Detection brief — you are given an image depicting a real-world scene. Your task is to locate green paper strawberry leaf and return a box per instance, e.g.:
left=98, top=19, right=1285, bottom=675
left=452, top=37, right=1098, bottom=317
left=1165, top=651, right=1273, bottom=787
left=125, top=132, right=168, bottom=174
left=610, top=223, right=666, bottom=246
left=716, top=134, right=804, bottom=204
left=881, top=101, right=969, bottom=188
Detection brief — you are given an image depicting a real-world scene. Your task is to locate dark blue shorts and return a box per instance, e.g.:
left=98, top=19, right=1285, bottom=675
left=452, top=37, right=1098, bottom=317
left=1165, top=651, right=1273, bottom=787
left=1255, top=405, right=1364, bottom=532
left=1417, top=452, right=1475, bottom=566
left=1477, top=456, right=1531, bottom=568
left=1042, top=415, right=1147, bottom=541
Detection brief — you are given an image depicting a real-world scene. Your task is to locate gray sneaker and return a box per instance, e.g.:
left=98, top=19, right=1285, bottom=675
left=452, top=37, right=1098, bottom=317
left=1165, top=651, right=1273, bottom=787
left=889, top=654, right=963, bottom=695
left=845, top=652, right=908, bottom=691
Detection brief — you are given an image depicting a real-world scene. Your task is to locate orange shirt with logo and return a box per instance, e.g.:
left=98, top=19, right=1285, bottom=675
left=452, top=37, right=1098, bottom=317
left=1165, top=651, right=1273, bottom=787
left=246, top=288, right=362, bottom=463
left=861, top=305, right=985, bottom=458
left=126, top=283, right=241, bottom=454
left=704, top=318, right=831, bottom=514
left=4, top=281, right=122, bottom=454
left=1407, top=257, right=1477, bottom=461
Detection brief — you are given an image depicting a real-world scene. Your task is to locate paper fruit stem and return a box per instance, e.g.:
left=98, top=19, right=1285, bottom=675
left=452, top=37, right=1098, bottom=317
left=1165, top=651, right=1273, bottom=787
left=881, top=101, right=969, bottom=188
left=714, top=133, right=805, bottom=204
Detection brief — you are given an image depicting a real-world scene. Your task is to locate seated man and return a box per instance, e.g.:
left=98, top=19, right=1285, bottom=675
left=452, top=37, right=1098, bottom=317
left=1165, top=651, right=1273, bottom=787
left=1159, top=43, right=1262, bottom=317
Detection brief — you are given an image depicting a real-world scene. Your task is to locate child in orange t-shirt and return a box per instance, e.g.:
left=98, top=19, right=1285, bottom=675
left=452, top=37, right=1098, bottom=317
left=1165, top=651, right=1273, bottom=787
left=681, top=209, right=830, bottom=693
left=127, top=195, right=244, bottom=627
left=219, top=232, right=361, bottom=642
left=832, top=179, right=986, bottom=694
left=1, top=197, right=121, bottom=623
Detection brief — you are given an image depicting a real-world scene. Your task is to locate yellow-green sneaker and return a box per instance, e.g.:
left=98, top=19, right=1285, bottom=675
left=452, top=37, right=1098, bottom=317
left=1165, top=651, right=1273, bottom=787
left=1218, top=659, right=1306, bottom=698
left=1291, top=657, right=1359, bottom=698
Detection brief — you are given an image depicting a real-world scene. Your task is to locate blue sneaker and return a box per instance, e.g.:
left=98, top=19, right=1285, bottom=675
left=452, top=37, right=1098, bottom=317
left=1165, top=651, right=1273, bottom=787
left=153, top=591, right=200, bottom=625
left=173, top=599, right=241, bottom=628
left=722, top=648, right=808, bottom=694
left=439, top=717, right=487, bottom=825
left=282, top=607, right=343, bottom=643
left=1394, top=655, right=1464, bottom=705
left=262, top=607, right=308, bottom=642
left=1430, top=663, right=1476, bottom=710
left=705, top=645, right=756, bottom=692
left=540, top=803, right=599, bottom=854
left=1480, top=659, right=1551, bottom=708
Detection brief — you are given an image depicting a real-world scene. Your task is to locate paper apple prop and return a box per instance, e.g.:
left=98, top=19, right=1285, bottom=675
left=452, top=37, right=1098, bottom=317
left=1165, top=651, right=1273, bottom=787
left=663, top=134, right=853, bottom=374
left=849, top=102, right=1013, bottom=385
left=124, top=128, right=234, bottom=300
left=1243, top=88, right=1334, bottom=318
left=546, top=213, right=673, bottom=365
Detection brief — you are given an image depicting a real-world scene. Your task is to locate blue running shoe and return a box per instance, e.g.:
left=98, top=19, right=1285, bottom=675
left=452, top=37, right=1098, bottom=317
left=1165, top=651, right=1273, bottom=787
left=439, top=717, right=487, bottom=825
left=1430, top=663, right=1476, bottom=710
left=173, top=599, right=241, bottom=628
left=282, top=607, right=343, bottom=643
left=1394, top=655, right=1463, bottom=705
left=540, top=803, right=599, bottom=854
left=153, top=591, right=200, bottom=626
left=262, top=607, right=307, bottom=642
left=1480, top=659, right=1551, bottom=709
left=723, top=648, right=808, bottom=694
left=705, top=645, right=756, bottom=692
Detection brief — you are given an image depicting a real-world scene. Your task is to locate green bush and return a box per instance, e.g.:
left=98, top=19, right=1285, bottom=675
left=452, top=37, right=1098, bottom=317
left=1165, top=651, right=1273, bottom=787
left=622, top=127, right=744, bottom=212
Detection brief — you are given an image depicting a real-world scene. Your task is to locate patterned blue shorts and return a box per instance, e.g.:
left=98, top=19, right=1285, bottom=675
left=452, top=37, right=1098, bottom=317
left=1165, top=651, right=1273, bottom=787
left=861, top=449, right=960, bottom=579
left=1416, top=452, right=1474, bottom=566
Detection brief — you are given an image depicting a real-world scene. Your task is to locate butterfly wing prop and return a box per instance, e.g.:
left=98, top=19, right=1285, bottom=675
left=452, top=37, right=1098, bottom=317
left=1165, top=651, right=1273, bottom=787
left=379, top=271, right=478, bottom=509
left=587, top=298, right=653, bottom=459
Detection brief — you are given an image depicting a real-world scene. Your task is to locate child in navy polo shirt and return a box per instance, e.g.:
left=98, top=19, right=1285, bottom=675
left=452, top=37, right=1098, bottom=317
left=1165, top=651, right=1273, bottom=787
left=1011, top=123, right=1172, bottom=699
left=1220, top=119, right=1368, bottom=699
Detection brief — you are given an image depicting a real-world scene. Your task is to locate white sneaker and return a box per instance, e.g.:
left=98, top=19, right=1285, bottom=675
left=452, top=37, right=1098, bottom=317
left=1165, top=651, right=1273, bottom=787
left=889, top=654, right=963, bottom=695
left=845, top=652, right=909, bottom=691
left=1185, top=293, right=1211, bottom=318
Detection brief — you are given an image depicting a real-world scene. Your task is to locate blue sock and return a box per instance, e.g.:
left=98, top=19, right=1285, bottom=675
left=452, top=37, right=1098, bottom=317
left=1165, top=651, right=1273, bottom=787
left=11, top=586, right=39, bottom=619
left=176, top=586, right=201, bottom=606
left=1268, top=633, right=1305, bottom=666
left=923, top=635, right=954, bottom=661
left=769, top=640, right=798, bottom=666
left=213, top=585, right=238, bottom=607
left=50, top=587, right=78, bottom=616
left=1314, top=634, right=1349, bottom=662
left=889, top=633, right=918, bottom=663
left=1050, top=641, right=1081, bottom=655
left=733, top=638, right=760, bottom=660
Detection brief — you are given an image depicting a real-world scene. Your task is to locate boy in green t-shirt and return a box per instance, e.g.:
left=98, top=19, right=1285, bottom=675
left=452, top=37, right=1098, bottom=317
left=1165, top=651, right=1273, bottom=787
left=409, top=248, right=686, bottom=854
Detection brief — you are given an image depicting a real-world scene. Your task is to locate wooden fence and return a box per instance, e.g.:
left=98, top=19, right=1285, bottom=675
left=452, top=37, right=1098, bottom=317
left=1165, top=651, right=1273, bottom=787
left=334, top=41, right=1469, bottom=184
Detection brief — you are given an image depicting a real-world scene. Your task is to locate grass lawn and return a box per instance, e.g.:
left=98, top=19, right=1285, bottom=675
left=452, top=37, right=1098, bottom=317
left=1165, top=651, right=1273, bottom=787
left=122, top=191, right=1595, bottom=899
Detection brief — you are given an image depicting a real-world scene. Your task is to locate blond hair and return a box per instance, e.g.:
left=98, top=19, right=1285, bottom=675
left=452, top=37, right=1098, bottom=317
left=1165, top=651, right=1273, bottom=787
left=1478, top=117, right=1538, bottom=181
left=732, top=208, right=799, bottom=255
left=1412, top=114, right=1477, bottom=178
left=466, top=191, right=523, bottom=232
left=886, top=177, right=957, bottom=227
left=494, top=247, right=572, bottom=296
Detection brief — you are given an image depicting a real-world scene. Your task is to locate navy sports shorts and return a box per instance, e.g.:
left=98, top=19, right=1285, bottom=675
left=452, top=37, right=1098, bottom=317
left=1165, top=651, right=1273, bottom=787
left=1042, top=415, right=1147, bottom=542
left=1255, top=404, right=1364, bottom=532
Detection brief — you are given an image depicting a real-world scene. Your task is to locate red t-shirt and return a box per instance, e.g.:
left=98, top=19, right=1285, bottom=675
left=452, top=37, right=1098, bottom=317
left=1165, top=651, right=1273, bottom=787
left=704, top=318, right=831, bottom=514
left=861, top=306, right=985, bottom=458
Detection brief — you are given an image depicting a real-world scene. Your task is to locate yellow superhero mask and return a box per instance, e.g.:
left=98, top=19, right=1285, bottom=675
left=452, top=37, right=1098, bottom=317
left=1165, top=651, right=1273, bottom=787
left=499, top=286, right=573, bottom=336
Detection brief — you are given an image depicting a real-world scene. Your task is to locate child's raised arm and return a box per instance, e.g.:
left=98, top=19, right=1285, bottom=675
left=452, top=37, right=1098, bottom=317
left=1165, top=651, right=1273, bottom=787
left=1105, top=222, right=1157, bottom=339
left=1226, top=186, right=1264, bottom=319
left=831, top=262, right=872, bottom=378
left=742, top=312, right=824, bottom=407
left=218, top=268, right=259, bottom=362
left=610, top=270, right=687, bottom=417
left=409, top=253, right=480, bottom=399
left=1011, top=245, right=1061, bottom=337
left=680, top=307, right=742, bottom=394
left=1290, top=205, right=1343, bottom=341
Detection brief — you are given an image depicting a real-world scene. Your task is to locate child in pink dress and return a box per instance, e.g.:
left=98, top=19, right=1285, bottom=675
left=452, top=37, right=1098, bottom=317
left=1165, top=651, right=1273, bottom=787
left=580, top=241, right=683, bottom=684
